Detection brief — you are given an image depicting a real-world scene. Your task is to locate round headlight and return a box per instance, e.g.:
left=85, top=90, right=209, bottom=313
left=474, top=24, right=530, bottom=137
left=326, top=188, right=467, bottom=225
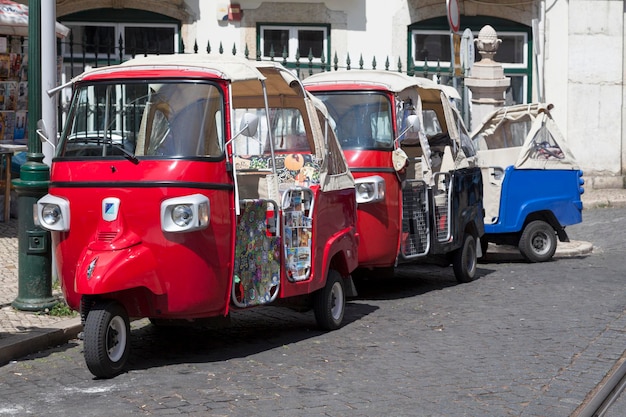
left=41, top=204, right=62, bottom=226
left=171, top=204, right=193, bottom=227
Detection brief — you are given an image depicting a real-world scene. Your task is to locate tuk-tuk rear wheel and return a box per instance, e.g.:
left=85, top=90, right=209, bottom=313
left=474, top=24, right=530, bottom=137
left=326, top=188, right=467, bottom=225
left=453, top=233, right=477, bottom=283
left=313, top=269, right=345, bottom=331
left=519, top=220, right=557, bottom=263
left=84, top=301, right=130, bottom=379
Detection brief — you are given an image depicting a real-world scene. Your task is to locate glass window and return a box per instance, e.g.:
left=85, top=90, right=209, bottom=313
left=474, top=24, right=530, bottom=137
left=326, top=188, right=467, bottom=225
left=262, top=29, right=289, bottom=57
left=232, top=107, right=311, bottom=155
left=497, top=33, right=527, bottom=65
left=313, top=91, right=394, bottom=150
left=61, top=22, right=178, bottom=59
left=412, top=30, right=526, bottom=67
left=60, top=81, right=224, bottom=158
left=65, top=25, right=116, bottom=56
left=422, top=109, right=443, bottom=137
left=259, top=25, right=328, bottom=61
left=124, top=26, right=176, bottom=55
left=409, top=21, right=531, bottom=104
left=413, top=30, right=451, bottom=64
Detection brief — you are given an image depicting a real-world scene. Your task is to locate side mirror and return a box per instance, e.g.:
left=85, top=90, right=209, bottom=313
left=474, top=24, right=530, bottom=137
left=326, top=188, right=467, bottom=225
left=406, top=114, right=421, bottom=132
left=238, top=113, right=259, bottom=138
left=36, top=119, right=48, bottom=139
left=395, top=114, right=422, bottom=146
left=36, top=119, right=56, bottom=152
left=224, top=113, right=261, bottom=150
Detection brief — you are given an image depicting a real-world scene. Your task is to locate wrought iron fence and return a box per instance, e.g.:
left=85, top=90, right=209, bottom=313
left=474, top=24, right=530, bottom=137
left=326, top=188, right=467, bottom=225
left=55, top=36, right=468, bottom=134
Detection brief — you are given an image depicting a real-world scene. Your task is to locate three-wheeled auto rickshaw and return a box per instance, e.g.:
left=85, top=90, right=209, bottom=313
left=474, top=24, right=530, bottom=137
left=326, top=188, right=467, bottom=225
left=471, top=103, right=584, bottom=262
left=35, top=55, right=359, bottom=378
left=304, top=70, right=484, bottom=283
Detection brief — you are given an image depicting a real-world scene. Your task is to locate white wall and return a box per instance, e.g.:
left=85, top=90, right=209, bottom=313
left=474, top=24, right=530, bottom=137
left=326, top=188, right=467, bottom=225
left=567, top=0, right=624, bottom=182
left=543, top=0, right=569, bottom=134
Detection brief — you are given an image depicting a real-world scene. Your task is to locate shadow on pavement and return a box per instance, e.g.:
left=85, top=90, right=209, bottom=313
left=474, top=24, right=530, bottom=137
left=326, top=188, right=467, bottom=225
left=121, top=302, right=378, bottom=375
left=352, top=264, right=497, bottom=301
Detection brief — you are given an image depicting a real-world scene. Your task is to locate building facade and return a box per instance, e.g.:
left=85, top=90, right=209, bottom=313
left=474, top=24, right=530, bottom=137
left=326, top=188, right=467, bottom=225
left=52, top=0, right=626, bottom=188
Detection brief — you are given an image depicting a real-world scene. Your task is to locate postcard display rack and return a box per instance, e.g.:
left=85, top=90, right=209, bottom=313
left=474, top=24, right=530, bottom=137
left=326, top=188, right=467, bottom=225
left=282, top=187, right=314, bottom=282
left=0, top=36, right=27, bottom=143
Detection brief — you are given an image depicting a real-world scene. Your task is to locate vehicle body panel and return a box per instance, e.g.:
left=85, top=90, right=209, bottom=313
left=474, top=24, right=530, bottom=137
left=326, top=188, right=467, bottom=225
left=472, top=103, right=584, bottom=247
left=40, top=55, right=358, bottom=321
left=304, top=70, right=484, bottom=278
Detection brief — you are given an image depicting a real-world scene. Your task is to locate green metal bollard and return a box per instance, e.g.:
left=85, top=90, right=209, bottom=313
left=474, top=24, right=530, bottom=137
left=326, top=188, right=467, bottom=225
left=12, top=0, right=55, bottom=312
left=11, top=156, right=56, bottom=311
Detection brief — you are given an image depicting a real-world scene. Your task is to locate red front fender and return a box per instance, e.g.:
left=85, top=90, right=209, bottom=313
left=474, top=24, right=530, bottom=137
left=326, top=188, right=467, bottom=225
left=75, top=244, right=162, bottom=296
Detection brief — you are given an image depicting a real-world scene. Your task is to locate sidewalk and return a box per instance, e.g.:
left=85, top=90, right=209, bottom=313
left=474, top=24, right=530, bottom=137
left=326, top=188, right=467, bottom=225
left=0, top=187, right=624, bottom=366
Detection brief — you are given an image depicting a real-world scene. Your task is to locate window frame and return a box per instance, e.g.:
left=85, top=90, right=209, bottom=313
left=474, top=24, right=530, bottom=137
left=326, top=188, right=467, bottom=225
left=257, top=23, right=331, bottom=65
left=60, top=21, right=180, bottom=61
left=408, top=16, right=533, bottom=104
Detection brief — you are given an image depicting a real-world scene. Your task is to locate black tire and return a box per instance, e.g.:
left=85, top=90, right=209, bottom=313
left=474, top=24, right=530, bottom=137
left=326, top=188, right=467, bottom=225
left=313, top=269, right=345, bottom=330
left=518, top=220, right=557, bottom=262
left=453, top=233, right=477, bottom=283
left=84, top=301, right=130, bottom=378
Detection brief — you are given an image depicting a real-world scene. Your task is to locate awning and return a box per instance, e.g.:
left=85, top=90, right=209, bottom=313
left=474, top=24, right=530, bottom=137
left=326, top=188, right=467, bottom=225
left=0, top=0, right=70, bottom=38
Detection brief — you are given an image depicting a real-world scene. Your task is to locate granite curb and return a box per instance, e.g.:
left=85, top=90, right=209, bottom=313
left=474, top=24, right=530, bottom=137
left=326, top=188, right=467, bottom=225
left=0, top=317, right=82, bottom=366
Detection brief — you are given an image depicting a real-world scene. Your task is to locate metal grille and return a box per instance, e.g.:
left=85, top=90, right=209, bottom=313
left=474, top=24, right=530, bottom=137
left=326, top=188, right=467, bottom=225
left=433, top=173, right=451, bottom=242
left=434, top=194, right=449, bottom=241
left=96, top=231, right=117, bottom=242
left=401, top=180, right=429, bottom=257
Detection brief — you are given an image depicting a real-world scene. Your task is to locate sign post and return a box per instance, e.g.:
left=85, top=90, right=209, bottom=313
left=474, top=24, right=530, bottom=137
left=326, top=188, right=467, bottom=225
left=460, top=28, right=475, bottom=76
left=446, top=0, right=461, bottom=88
left=446, top=0, right=460, bottom=33
left=460, top=28, right=475, bottom=127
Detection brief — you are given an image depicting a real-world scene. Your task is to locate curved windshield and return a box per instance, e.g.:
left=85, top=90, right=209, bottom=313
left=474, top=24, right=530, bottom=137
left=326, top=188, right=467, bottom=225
left=314, top=91, right=393, bottom=150
left=59, top=80, right=224, bottom=159
left=231, top=107, right=311, bottom=156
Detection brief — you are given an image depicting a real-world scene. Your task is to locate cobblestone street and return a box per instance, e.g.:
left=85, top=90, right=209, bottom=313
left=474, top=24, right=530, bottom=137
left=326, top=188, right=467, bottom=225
left=0, top=208, right=625, bottom=416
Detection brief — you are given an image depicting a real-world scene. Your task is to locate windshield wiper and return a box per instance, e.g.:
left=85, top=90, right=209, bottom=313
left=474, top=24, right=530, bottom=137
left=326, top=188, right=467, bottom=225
left=110, top=142, right=140, bottom=165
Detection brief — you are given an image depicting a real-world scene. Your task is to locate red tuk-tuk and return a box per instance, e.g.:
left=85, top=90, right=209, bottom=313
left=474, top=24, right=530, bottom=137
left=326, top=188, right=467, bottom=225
left=36, top=55, right=358, bottom=378
left=304, top=70, right=484, bottom=282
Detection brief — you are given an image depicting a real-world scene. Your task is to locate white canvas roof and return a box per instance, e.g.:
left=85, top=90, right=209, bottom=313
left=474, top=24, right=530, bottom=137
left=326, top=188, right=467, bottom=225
left=75, top=55, right=308, bottom=100
left=472, top=103, right=579, bottom=170
left=77, top=54, right=264, bottom=83
left=304, top=70, right=442, bottom=95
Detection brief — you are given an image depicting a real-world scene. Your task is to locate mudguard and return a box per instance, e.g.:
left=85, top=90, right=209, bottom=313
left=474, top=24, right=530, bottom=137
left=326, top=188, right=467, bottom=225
left=75, top=244, right=162, bottom=296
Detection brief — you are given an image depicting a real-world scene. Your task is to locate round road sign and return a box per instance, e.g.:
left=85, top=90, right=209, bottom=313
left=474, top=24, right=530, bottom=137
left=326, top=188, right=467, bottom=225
left=447, top=0, right=460, bottom=33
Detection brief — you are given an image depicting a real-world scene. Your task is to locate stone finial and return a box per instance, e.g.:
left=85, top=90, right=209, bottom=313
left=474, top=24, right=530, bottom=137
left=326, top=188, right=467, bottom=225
left=465, top=25, right=510, bottom=131
left=475, top=25, right=501, bottom=63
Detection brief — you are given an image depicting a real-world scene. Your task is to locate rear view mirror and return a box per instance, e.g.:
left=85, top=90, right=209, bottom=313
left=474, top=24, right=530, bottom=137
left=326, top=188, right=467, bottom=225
left=238, top=113, right=259, bottom=138
left=406, top=114, right=421, bottom=132
left=36, top=119, right=56, bottom=153
left=395, top=114, right=422, bottom=146
left=225, top=113, right=261, bottom=151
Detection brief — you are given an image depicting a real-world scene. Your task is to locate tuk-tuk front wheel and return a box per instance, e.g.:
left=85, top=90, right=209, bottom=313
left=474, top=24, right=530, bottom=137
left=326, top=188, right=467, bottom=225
left=313, top=269, right=345, bottom=330
left=519, top=220, right=557, bottom=263
left=84, top=301, right=130, bottom=378
left=453, top=233, right=477, bottom=283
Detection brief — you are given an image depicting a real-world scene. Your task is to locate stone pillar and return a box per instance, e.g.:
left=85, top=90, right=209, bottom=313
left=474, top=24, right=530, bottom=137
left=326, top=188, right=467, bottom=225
left=465, top=25, right=510, bottom=131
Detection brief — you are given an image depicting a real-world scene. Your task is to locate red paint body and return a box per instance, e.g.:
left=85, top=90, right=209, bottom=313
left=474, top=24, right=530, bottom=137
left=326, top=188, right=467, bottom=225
left=45, top=63, right=358, bottom=321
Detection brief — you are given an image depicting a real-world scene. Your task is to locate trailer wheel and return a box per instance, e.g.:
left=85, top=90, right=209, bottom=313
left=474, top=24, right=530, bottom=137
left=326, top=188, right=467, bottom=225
left=519, top=220, right=557, bottom=262
left=453, top=233, right=477, bottom=283
left=313, top=269, right=345, bottom=330
left=84, top=301, right=130, bottom=378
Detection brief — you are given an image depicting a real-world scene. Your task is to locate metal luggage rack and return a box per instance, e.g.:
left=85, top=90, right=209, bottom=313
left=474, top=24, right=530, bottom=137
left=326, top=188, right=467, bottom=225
left=433, top=172, right=452, bottom=243
left=401, top=180, right=429, bottom=258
